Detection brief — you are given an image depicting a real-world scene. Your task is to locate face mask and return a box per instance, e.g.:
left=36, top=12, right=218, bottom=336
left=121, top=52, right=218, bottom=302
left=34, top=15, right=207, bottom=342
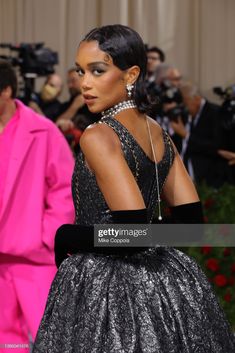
left=41, top=84, right=59, bottom=101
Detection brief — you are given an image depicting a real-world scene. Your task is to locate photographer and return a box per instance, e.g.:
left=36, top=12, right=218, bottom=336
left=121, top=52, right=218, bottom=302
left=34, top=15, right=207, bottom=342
left=154, top=63, right=182, bottom=88
left=0, top=42, right=60, bottom=119
left=29, top=73, right=63, bottom=121
left=145, top=46, right=165, bottom=95
left=150, top=64, right=186, bottom=152
left=162, top=86, right=189, bottom=153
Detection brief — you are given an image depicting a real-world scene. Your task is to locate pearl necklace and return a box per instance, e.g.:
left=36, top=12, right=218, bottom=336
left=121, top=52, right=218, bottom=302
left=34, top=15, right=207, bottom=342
left=101, top=100, right=137, bottom=119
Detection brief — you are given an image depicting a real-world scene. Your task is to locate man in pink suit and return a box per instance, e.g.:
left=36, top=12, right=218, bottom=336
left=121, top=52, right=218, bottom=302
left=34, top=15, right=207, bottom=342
left=0, top=61, right=75, bottom=352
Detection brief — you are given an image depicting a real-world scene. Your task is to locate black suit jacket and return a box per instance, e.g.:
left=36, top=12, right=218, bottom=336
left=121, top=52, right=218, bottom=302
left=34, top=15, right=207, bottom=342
left=184, top=100, right=225, bottom=187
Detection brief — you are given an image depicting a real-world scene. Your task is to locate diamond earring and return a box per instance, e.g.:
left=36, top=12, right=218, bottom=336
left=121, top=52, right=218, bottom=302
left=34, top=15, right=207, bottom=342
left=126, top=83, right=134, bottom=98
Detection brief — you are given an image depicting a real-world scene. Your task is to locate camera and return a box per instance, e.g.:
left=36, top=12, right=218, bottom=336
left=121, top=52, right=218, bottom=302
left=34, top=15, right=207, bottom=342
left=0, top=42, right=58, bottom=103
left=213, top=85, right=235, bottom=130
left=165, top=104, right=189, bottom=124
left=213, top=85, right=235, bottom=101
left=0, top=42, right=58, bottom=75
left=150, top=80, right=188, bottom=124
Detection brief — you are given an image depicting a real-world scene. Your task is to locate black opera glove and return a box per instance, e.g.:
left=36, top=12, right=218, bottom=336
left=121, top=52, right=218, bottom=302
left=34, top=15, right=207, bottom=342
left=169, top=201, right=204, bottom=224
left=55, top=224, right=96, bottom=268
left=108, top=208, right=147, bottom=224
left=54, top=208, right=147, bottom=268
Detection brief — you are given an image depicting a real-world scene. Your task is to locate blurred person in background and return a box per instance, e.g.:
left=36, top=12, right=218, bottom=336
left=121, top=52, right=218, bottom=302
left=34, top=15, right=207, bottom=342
left=29, top=73, right=63, bottom=121
left=0, top=60, right=74, bottom=353
left=154, top=63, right=182, bottom=88
left=174, top=81, right=225, bottom=187
left=145, top=46, right=165, bottom=97
left=215, top=92, right=235, bottom=184
left=151, top=63, right=185, bottom=152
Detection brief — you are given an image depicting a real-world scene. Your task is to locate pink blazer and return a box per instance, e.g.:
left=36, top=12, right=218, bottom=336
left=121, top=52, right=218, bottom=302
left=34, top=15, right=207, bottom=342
left=0, top=100, right=75, bottom=264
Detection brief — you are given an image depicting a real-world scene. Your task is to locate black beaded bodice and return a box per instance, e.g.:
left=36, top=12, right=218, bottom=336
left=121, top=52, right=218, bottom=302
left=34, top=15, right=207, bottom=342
left=72, top=116, right=175, bottom=225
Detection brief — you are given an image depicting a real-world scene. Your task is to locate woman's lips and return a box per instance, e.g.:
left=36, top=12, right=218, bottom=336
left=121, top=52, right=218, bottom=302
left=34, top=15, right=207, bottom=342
left=83, top=95, right=97, bottom=105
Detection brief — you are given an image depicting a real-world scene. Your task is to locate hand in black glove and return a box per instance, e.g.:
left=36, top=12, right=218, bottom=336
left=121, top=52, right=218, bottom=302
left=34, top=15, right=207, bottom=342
left=54, top=209, right=147, bottom=268
left=54, top=224, right=94, bottom=268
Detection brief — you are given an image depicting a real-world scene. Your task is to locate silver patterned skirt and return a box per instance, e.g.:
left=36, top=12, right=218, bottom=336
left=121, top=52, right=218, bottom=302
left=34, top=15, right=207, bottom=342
left=33, top=247, right=235, bottom=353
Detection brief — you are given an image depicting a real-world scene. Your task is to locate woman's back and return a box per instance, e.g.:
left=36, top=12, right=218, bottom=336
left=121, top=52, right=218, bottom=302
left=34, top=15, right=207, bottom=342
left=73, top=115, right=175, bottom=225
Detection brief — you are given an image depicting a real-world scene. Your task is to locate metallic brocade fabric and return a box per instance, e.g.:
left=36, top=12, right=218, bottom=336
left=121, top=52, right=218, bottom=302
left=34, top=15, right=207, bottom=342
left=33, top=117, right=235, bottom=353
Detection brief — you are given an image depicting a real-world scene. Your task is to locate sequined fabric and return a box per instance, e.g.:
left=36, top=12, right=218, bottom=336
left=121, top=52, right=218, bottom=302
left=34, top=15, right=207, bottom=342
left=33, top=116, right=235, bottom=353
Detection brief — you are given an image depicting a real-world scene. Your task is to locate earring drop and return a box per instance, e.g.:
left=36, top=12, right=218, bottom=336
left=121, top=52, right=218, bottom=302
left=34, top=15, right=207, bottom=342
left=126, top=83, right=134, bottom=98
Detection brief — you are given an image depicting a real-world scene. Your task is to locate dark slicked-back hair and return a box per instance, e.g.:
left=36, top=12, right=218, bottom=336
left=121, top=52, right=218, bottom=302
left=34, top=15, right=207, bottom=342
left=0, top=60, right=17, bottom=98
left=81, top=24, right=150, bottom=113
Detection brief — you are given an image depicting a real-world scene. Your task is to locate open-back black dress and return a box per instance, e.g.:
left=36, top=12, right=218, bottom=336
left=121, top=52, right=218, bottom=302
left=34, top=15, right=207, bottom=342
left=33, top=116, right=235, bottom=353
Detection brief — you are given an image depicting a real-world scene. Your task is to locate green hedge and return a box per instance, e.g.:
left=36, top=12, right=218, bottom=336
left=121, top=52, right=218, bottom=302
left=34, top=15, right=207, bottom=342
left=181, top=183, right=235, bottom=329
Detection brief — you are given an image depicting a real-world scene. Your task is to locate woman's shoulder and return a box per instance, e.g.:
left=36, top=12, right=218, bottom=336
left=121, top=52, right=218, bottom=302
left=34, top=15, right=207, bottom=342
left=80, top=121, right=121, bottom=155
left=146, top=115, right=162, bottom=129
left=146, top=115, right=165, bottom=140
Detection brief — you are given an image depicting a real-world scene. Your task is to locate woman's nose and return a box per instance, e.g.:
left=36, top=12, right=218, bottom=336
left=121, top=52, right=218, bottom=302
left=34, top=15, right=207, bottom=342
left=81, top=74, right=92, bottom=91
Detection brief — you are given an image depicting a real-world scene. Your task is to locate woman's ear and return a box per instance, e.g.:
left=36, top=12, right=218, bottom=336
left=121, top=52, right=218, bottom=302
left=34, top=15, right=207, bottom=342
left=125, top=65, right=140, bottom=85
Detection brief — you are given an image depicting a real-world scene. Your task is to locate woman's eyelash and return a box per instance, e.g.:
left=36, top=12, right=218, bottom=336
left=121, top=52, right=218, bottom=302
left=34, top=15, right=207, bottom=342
left=75, top=68, right=105, bottom=76
left=76, top=68, right=84, bottom=76
left=92, top=68, right=105, bottom=75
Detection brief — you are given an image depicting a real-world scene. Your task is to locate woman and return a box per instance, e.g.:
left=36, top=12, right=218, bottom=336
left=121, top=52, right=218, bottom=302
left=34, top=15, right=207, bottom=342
left=33, top=25, right=235, bottom=352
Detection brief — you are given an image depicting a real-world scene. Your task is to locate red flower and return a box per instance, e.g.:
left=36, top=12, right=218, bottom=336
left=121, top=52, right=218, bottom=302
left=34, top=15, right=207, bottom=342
left=206, top=258, right=219, bottom=272
left=201, top=246, right=212, bottom=255
left=231, top=264, right=235, bottom=273
left=204, top=198, right=215, bottom=209
left=228, top=276, right=235, bottom=286
left=224, top=292, right=232, bottom=302
left=223, top=248, right=231, bottom=256
left=214, top=274, right=227, bottom=287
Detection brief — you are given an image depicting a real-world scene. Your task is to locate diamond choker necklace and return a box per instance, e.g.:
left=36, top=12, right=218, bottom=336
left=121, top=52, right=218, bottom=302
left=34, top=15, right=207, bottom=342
left=101, top=100, right=137, bottom=118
